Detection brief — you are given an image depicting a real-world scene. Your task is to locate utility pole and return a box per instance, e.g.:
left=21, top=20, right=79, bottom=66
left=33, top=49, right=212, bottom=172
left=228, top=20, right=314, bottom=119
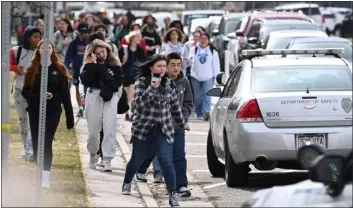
left=35, top=1, right=53, bottom=205
left=2, top=1, right=11, bottom=183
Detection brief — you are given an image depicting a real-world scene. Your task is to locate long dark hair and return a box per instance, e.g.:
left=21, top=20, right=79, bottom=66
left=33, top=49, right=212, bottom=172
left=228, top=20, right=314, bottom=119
left=137, top=54, right=168, bottom=87
left=24, top=41, right=71, bottom=91
left=61, top=18, right=74, bottom=33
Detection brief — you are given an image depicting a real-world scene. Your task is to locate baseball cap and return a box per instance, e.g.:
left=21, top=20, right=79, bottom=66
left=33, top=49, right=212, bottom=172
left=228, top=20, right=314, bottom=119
left=78, top=22, right=89, bottom=34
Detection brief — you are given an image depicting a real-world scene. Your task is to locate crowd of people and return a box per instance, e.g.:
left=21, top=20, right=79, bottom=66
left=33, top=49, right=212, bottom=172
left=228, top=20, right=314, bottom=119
left=10, top=10, right=221, bottom=207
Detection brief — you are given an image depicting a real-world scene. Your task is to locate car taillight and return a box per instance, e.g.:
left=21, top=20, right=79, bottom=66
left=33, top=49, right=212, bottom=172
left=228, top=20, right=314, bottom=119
left=322, top=16, right=325, bottom=24
left=236, top=99, right=263, bottom=122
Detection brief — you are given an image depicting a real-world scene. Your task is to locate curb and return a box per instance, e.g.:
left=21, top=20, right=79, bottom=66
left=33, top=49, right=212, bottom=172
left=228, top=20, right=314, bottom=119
left=116, top=130, right=160, bottom=208
left=116, top=122, right=215, bottom=208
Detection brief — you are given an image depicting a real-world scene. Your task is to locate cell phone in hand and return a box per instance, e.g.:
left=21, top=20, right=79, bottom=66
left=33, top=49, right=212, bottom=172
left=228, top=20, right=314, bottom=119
left=151, top=73, right=161, bottom=84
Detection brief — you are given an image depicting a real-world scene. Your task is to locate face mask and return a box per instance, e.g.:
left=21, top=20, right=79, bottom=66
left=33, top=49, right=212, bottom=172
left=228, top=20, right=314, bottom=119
left=147, top=22, right=154, bottom=28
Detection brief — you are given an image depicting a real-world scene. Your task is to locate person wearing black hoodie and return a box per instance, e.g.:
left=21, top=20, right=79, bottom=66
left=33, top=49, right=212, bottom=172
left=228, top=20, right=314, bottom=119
left=141, top=14, right=162, bottom=58
left=80, top=39, right=124, bottom=172
left=22, top=41, right=74, bottom=189
left=9, top=26, right=41, bottom=160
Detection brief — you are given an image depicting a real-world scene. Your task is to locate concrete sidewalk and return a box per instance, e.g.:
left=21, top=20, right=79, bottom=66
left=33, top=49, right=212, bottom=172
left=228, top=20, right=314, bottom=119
left=71, top=88, right=145, bottom=207
left=71, top=87, right=214, bottom=207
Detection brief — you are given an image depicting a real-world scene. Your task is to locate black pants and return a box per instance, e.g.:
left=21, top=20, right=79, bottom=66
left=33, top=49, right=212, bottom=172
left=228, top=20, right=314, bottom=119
left=97, top=129, right=104, bottom=158
left=29, top=111, right=61, bottom=171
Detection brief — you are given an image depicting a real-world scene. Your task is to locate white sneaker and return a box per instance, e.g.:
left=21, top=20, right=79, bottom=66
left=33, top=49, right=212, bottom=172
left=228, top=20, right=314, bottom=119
left=136, top=173, right=148, bottom=182
left=42, top=171, right=50, bottom=189
left=21, top=147, right=27, bottom=159
left=103, top=158, right=112, bottom=172
left=97, top=158, right=104, bottom=167
left=89, top=154, right=99, bottom=169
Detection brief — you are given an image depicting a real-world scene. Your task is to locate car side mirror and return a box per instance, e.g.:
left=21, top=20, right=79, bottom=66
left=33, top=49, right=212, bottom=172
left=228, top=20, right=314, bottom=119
left=248, top=37, right=259, bottom=44
left=216, top=72, right=226, bottom=85
left=212, top=29, right=220, bottom=36
left=309, top=155, right=346, bottom=197
left=206, top=88, right=222, bottom=97
left=235, top=29, right=244, bottom=37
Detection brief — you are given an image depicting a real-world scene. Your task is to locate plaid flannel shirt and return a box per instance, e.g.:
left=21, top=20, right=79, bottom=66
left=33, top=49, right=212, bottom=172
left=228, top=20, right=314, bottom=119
left=131, top=76, right=185, bottom=144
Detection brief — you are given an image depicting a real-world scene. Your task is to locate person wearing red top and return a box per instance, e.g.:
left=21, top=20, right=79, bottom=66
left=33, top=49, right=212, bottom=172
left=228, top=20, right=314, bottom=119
left=120, top=23, right=147, bottom=55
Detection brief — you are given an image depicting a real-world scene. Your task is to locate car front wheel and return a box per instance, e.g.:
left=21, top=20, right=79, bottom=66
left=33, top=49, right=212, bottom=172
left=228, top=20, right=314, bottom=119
left=207, top=129, right=225, bottom=177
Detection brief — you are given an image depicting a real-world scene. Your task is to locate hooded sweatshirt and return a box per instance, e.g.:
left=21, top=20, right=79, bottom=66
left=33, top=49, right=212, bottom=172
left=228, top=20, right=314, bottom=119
left=160, top=41, right=189, bottom=73
left=171, top=72, right=193, bottom=132
left=188, top=44, right=221, bottom=82
left=10, top=26, right=39, bottom=90
left=64, top=35, right=88, bottom=73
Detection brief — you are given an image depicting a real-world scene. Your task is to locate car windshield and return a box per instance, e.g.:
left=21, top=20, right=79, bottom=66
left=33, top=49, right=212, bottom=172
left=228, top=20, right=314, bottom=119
left=225, top=18, right=241, bottom=34
left=261, top=24, right=320, bottom=39
left=251, top=66, right=352, bottom=93
left=267, top=36, right=312, bottom=49
left=184, top=13, right=223, bottom=26
left=291, top=42, right=353, bottom=61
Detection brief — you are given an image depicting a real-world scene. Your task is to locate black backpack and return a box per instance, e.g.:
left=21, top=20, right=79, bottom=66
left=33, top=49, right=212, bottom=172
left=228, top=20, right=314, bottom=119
left=194, top=44, right=214, bottom=55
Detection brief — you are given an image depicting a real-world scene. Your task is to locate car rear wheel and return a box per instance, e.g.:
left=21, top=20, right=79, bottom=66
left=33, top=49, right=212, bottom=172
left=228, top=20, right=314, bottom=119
left=224, top=133, right=249, bottom=187
left=207, top=129, right=225, bottom=177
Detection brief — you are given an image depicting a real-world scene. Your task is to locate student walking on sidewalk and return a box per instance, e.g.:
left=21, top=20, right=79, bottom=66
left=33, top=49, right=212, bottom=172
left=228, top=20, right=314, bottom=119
left=188, top=33, right=220, bottom=121
left=10, top=26, right=41, bottom=160
left=118, top=30, right=146, bottom=121
left=122, top=54, right=185, bottom=207
left=80, top=39, right=124, bottom=172
left=160, top=28, right=189, bottom=75
left=136, top=53, right=194, bottom=197
left=22, top=41, right=74, bottom=188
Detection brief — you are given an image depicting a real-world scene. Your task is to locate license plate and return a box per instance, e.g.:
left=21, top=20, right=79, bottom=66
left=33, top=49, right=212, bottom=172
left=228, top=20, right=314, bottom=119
left=295, top=134, right=327, bottom=149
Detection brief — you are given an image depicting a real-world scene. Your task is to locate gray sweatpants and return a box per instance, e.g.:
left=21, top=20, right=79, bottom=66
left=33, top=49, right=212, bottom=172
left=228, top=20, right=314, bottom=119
left=85, top=88, right=122, bottom=159
left=14, top=88, right=33, bottom=154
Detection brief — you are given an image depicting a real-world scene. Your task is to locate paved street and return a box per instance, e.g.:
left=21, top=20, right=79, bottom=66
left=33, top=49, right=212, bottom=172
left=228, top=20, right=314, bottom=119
left=72, top=88, right=309, bottom=207
left=118, top=116, right=309, bottom=207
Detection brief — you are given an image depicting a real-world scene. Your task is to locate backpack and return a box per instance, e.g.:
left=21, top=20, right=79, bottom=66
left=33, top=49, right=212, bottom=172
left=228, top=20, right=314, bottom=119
left=194, top=44, right=214, bottom=55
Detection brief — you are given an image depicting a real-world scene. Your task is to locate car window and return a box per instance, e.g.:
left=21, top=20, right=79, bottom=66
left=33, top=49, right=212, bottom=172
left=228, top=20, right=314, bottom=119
left=223, top=65, right=242, bottom=97
left=290, top=42, right=353, bottom=61
left=225, top=18, right=242, bottom=34
left=251, top=66, right=352, bottom=93
left=223, top=66, right=243, bottom=97
left=297, top=8, right=321, bottom=16
left=247, top=24, right=261, bottom=38
left=219, top=18, right=225, bottom=34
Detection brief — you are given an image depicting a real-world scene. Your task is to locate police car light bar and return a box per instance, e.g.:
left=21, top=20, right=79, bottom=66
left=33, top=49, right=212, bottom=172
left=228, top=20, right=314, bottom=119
left=242, top=48, right=345, bottom=57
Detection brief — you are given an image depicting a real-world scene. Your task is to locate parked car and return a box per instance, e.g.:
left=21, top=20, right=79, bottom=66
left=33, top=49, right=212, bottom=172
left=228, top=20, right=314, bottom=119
left=274, top=3, right=325, bottom=30
left=341, top=11, right=353, bottom=38
left=206, top=48, right=352, bottom=187
left=265, top=30, right=328, bottom=49
left=234, top=11, right=315, bottom=60
left=287, top=37, right=353, bottom=63
left=181, top=10, right=225, bottom=36
left=212, top=12, right=250, bottom=72
left=243, top=19, right=321, bottom=50
left=320, top=7, right=351, bottom=36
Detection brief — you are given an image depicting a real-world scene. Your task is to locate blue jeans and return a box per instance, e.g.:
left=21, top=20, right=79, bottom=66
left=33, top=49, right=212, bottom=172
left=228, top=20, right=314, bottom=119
left=124, top=125, right=176, bottom=194
left=190, top=77, right=214, bottom=117
left=138, top=132, right=188, bottom=189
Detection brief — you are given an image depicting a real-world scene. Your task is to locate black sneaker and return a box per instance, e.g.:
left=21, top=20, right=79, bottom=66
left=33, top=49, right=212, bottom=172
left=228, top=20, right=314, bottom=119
left=177, top=186, right=191, bottom=197
left=203, top=112, right=210, bottom=121
left=169, top=192, right=179, bottom=207
left=122, top=183, right=131, bottom=195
